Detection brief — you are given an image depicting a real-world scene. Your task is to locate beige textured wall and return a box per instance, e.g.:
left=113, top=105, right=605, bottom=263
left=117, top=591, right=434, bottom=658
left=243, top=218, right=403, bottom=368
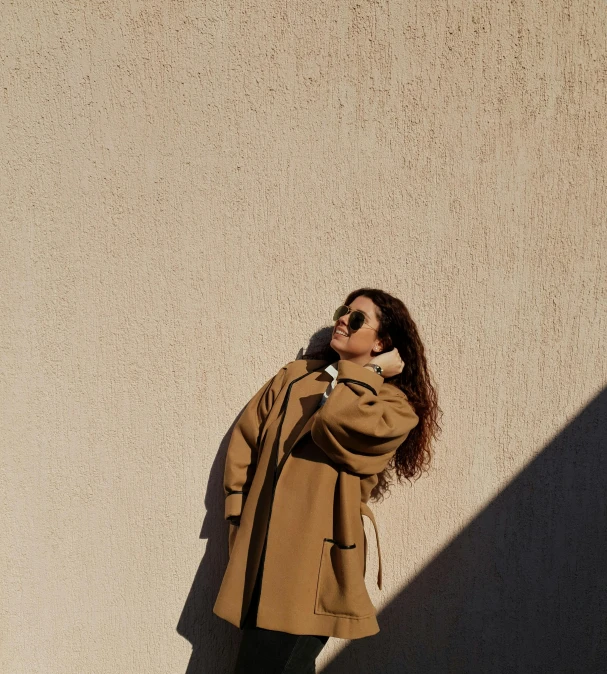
left=2, top=1, right=605, bottom=672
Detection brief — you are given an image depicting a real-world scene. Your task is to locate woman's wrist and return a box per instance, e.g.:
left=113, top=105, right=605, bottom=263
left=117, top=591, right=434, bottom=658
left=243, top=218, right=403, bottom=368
left=363, top=362, right=383, bottom=376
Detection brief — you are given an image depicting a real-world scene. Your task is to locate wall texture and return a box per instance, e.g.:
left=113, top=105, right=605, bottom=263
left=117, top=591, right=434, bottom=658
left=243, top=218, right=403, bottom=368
left=1, top=1, right=605, bottom=672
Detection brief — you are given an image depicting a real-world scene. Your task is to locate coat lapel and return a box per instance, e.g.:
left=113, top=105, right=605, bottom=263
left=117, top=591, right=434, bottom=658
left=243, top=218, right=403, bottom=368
left=275, top=361, right=334, bottom=478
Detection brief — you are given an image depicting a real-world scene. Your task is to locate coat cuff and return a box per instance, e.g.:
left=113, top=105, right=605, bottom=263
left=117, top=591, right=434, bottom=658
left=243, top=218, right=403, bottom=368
left=336, top=359, right=384, bottom=393
left=225, top=492, right=245, bottom=520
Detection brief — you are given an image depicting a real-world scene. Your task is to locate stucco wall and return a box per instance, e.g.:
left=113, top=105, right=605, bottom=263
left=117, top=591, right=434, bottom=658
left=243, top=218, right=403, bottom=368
left=1, top=1, right=605, bottom=672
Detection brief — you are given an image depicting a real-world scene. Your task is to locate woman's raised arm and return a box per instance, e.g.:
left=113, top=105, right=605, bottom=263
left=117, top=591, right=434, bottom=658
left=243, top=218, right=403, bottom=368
left=311, top=360, right=419, bottom=475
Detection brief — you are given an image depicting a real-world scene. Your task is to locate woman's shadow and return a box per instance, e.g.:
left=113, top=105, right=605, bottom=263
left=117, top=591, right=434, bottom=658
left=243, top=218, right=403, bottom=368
left=176, top=408, right=244, bottom=674
left=177, top=330, right=334, bottom=674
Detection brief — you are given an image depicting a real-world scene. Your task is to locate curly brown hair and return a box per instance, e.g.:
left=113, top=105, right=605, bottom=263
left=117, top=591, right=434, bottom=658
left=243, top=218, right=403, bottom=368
left=303, top=287, right=442, bottom=501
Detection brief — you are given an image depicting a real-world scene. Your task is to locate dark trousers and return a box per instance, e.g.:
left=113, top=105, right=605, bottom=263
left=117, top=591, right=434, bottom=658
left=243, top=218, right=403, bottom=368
left=233, top=627, right=329, bottom=673
left=233, top=560, right=329, bottom=673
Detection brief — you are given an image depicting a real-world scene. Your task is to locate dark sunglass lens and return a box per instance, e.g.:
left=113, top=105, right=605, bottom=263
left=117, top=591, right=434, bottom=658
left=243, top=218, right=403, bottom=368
left=333, top=305, right=348, bottom=321
left=350, top=312, right=365, bottom=331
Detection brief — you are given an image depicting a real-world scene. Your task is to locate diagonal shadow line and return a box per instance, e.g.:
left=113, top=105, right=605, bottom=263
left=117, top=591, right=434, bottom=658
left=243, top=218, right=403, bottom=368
left=322, top=386, right=607, bottom=673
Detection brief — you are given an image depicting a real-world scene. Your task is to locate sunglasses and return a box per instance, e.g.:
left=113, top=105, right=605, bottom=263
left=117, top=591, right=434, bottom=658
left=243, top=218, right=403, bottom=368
left=332, top=305, right=377, bottom=332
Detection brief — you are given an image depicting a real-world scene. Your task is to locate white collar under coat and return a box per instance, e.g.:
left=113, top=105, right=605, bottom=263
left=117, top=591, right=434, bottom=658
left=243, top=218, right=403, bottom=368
left=318, top=361, right=339, bottom=408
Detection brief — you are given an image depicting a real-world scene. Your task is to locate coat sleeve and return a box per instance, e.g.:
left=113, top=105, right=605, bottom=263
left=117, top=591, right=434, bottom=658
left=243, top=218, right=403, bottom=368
left=223, top=364, right=289, bottom=520
left=310, top=360, right=419, bottom=475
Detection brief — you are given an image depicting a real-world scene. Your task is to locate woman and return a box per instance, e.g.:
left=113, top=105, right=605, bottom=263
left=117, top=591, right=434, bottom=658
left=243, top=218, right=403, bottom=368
left=213, top=288, right=440, bottom=673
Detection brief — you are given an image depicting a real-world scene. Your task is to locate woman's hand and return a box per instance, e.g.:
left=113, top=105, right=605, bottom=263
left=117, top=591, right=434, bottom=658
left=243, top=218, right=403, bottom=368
left=366, top=348, right=405, bottom=379
left=228, top=517, right=240, bottom=558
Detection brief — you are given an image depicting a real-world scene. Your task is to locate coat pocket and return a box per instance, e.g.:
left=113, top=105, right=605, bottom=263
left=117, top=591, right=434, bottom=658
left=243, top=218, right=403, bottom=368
left=314, top=538, right=375, bottom=619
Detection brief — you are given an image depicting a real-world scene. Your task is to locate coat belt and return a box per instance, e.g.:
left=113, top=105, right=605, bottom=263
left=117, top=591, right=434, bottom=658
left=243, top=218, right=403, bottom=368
left=360, top=502, right=383, bottom=591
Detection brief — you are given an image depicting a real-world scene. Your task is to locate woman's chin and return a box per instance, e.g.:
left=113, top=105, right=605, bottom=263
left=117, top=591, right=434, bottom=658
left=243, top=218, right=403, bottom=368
left=330, top=338, right=345, bottom=353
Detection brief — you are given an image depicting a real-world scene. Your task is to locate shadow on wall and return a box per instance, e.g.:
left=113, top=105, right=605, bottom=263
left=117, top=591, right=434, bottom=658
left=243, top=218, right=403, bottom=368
left=176, top=336, right=606, bottom=674
left=176, top=412, right=240, bottom=674
left=176, top=346, right=308, bottom=674
left=322, top=387, right=607, bottom=674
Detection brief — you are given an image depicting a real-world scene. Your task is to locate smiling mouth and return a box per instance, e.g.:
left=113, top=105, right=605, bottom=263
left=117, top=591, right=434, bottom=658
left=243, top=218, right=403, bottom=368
left=334, top=329, right=349, bottom=337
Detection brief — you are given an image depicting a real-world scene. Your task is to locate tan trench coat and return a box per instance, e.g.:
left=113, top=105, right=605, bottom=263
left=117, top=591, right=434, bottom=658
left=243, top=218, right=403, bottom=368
left=212, top=358, right=420, bottom=639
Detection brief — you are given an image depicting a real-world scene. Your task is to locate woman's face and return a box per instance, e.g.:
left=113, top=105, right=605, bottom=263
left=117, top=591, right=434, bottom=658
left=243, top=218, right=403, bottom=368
left=330, top=296, right=384, bottom=360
